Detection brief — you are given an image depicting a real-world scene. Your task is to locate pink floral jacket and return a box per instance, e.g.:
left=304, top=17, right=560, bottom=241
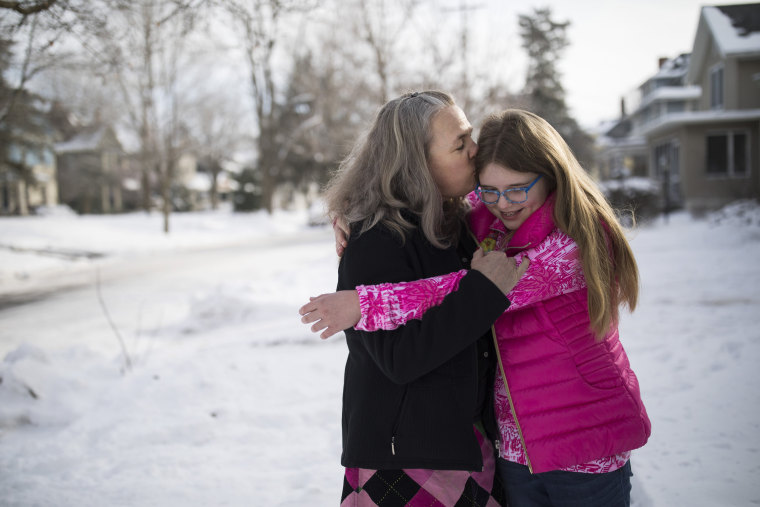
left=355, top=193, right=650, bottom=473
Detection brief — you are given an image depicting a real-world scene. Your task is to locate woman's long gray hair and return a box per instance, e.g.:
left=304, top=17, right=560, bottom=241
left=325, top=90, right=467, bottom=248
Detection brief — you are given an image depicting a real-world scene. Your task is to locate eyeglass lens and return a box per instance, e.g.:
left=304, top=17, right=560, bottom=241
left=481, top=189, right=528, bottom=204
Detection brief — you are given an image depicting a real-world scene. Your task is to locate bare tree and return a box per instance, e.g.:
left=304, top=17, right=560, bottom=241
left=0, top=1, right=112, bottom=123
left=0, top=1, right=58, bottom=14
left=225, top=0, right=318, bottom=213
left=339, top=0, right=518, bottom=124
left=92, top=1, right=211, bottom=230
left=351, top=0, right=419, bottom=103
left=186, top=89, right=250, bottom=210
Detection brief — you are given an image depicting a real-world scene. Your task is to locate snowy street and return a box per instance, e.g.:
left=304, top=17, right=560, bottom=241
left=1, top=206, right=759, bottom=506
left=0, top=225, right=335, bottom=357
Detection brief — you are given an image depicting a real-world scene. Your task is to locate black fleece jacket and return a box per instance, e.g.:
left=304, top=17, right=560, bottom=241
left=338, top=218, right=509, bottom=471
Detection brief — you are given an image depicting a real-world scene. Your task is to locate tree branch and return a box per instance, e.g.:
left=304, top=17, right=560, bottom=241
left=0, top=0, right=58, bottom=15
left=95, top=269, right=133, bottom=374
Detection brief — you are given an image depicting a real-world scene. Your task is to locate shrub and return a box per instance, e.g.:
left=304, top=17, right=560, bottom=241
left=598, top=177, right=661, bottom=225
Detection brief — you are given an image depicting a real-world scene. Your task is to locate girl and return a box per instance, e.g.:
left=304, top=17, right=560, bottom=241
left=302, top=109, right=651, bottom=507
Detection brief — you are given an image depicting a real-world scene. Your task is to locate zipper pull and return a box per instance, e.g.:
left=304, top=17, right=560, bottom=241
left=495, top=440, right=501, bottom=458
left=391, top=436, right=396, bottom=456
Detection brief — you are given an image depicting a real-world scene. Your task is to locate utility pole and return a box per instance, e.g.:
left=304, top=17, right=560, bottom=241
left=443, top=1, right=484, bottom=111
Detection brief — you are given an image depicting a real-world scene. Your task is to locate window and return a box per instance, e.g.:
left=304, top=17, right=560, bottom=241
left=8, top=144, right=22, bottom=164
left=706, top=132, right=749, bottom=176
left=710, top=66, right=724, bottom=109
left=654, top=141, right=679, bottom=179
left=43, top=148, right=55, bottom=166
left=707, top=135, right=727, bottom=174
left=667, top=101, right=685, bottom=114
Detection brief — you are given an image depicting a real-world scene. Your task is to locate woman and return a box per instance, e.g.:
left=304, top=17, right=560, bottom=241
left=302, top=109, right=650, bottom=506
left=306, top=91, right=528, bottom=506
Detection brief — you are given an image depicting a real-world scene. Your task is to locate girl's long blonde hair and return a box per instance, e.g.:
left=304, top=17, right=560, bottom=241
left=325, top=91, right=468, bottom=248
left=475, top=109, right=639, bottom=337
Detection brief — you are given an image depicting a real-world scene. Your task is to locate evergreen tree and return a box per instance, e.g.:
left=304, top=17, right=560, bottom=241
left=275, top=51, right=353, bottom=194
left=518, top=7, right=594, bottom=167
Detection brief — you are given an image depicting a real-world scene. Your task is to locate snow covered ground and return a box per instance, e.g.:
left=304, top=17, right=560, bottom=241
left=0, top=202, right=759, bottom=506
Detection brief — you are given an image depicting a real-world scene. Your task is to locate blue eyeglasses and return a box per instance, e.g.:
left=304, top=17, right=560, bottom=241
left=476, top=175, right=543, bottom=205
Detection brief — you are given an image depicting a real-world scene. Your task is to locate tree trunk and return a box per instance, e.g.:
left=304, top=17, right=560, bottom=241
left=17, top=180, right=28, bottom=216
left=161, top=160, right=170, bottom=234
left=210, top=169, right=219, bottom=210
left=140, top=152, right=152, bottom=212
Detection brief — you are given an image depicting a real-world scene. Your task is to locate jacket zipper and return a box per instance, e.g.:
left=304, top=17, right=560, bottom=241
left=391, top=388, right=408, bottom=456
left=491, top=324, right=534, bottom=474
left=505, top=242, right=531, bottom=251
left=466, top=225, right=532, bottom=471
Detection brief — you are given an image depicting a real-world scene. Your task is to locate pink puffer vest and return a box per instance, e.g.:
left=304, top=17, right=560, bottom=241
left=469, top=193, right=651, bottom=473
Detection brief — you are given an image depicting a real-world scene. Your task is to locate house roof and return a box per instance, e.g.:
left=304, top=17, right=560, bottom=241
left=651, top=54, right=691, bottom=80
left=710, top=4, right=760, bottom=54
left=597, top=134, right=648, bottom=150
left=55, top=126, right=122, bottom=154
left=642, top=108, right=760, bottom=137
left=688, top=3, right=760, bottom=81
left=638, top=85, right=702, bottom=110
left=717, top=3, right=760, bottom=36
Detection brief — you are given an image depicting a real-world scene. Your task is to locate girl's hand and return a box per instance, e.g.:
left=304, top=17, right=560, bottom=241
left=333, top=217, right=350, bottom=257
left=471, top=248, right=530, bottom=296
left=299, top=290, right=361, bottom=339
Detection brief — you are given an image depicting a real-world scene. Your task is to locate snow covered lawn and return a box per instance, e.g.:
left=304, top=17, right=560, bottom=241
left=0, top=204, right=759, bottom=506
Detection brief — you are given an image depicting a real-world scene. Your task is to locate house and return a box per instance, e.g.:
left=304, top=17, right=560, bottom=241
left=171, top=153, right=233, bottom=211
left=598, top=54, right=700, bottom=211
left=0, top=136, right=58, bottom=215
left=0, top=99, right=59, bottom=216
left=600, top=3, right=760, bottom=215
left=55, top=125, right=127, bottom=214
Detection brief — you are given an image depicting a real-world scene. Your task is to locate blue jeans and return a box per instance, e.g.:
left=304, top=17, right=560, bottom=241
left=497, top=458, right=633, bottom=507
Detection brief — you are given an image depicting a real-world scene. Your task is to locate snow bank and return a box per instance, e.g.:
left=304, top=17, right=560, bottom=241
left=0, top=202, right=759, bottom=506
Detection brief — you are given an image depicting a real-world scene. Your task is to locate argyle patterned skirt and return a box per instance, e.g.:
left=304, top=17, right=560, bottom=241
left=340, top=427, right=506, bottom=507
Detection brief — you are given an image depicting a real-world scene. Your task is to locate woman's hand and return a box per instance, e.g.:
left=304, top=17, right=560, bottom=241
left=333, top=216, right=350, bottom=257
left=471, top=248, right=530, bottom=296
left=299, top=290, right=361, bottom=339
